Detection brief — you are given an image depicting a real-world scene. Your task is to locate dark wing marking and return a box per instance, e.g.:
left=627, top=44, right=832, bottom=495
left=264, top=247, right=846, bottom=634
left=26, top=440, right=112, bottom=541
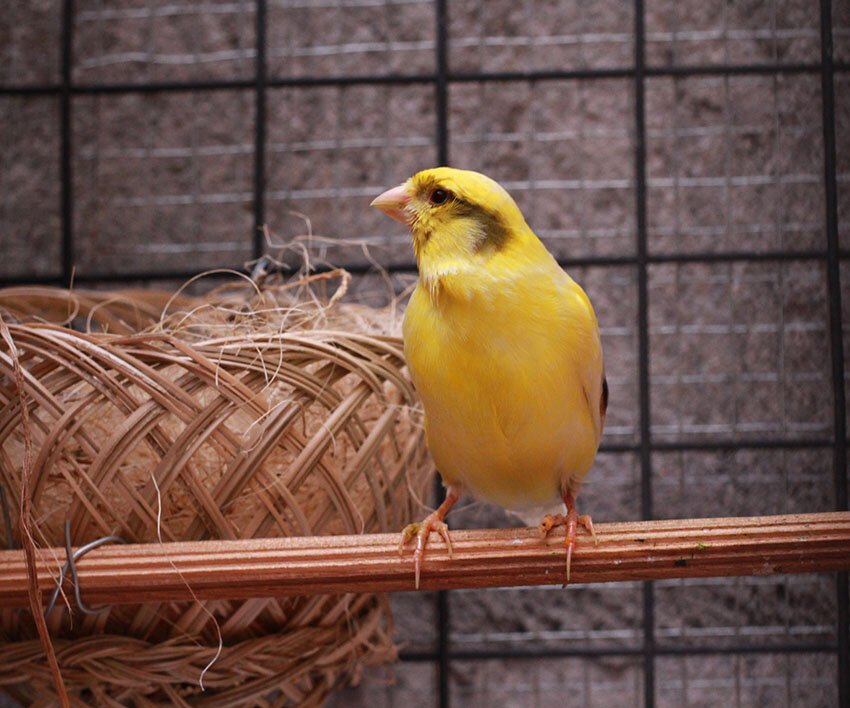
left=600, top=374, right=609, bottom=421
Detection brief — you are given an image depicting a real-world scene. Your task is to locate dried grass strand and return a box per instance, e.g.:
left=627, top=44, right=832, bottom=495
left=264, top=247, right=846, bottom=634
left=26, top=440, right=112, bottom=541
left=150, top=471, right=223, bottom=691
left=0, top=315, right=70, bottom=708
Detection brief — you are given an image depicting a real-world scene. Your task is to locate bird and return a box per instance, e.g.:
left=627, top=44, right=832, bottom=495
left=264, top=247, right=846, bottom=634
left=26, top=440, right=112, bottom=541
left=371, top=167, right=607, bottom=589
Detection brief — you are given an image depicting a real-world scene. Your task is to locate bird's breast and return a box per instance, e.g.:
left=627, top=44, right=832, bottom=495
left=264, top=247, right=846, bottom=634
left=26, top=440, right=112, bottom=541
left=403, top=278, right=599, bottom=510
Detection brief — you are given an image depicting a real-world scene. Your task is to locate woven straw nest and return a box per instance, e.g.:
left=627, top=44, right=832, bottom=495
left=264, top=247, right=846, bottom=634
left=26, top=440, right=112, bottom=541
left=0, top=274, right=433, bottom=707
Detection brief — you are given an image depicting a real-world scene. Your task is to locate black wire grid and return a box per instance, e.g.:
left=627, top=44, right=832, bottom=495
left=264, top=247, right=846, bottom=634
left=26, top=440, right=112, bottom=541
left=0, top=1, right=848, bottom=706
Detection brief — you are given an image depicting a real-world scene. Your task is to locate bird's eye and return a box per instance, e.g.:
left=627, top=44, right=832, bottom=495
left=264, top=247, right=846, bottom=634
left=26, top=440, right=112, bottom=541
left=429, top=188, right=450, bottom=205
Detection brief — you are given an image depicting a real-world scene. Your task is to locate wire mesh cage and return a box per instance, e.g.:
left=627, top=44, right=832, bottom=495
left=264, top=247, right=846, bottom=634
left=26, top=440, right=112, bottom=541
left=1, top=0, right=849, bottom=706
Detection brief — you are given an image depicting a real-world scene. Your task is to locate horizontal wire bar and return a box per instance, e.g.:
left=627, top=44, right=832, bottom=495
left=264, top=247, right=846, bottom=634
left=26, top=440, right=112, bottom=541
left=398, top=641, right=839, bottom=662
left=450, top=62, right=830, bottom=83
left=0, top=74, right=435, bottom=96
left=0, top=79, right=256, bottom=95
left=636, top=249, right=832, bottom=264
left=0, top=268, right=246, bottom=286
left=2, top=62, right=848, bottom=96
left=3, top=248, right=846, bottom=288
left=599, top=437, right=836, bottom=454
left=651, top=438, right=835, bottom=452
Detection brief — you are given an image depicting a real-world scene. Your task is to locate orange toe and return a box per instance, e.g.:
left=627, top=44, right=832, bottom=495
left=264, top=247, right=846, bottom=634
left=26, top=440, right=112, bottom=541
left=399, top=513, right=453, bottom=589
left=399, top=487, right=460, bottom=589
left=538, top=494, right=597, bottom=585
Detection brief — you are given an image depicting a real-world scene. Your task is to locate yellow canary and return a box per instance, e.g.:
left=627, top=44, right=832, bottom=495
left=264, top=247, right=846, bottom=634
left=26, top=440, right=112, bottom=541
left=371, top=167, right=607, bottom=588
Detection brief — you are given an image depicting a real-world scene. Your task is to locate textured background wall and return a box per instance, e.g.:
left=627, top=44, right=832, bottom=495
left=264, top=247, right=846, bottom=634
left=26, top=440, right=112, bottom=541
left=2, top=1, right=849, bottom=706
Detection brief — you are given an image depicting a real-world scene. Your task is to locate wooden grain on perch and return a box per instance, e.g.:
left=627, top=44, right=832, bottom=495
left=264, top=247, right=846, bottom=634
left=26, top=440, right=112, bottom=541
left=0, top=512, right=848, bottom=608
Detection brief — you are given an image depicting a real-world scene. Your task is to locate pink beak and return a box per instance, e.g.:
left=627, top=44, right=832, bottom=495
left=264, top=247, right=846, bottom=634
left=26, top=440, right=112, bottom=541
left=370, top=183, right=412, bottom=224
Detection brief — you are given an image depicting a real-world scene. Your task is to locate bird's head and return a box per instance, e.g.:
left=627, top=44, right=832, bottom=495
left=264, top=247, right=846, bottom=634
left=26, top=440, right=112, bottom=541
left=371, top=167, right=533, bottom=269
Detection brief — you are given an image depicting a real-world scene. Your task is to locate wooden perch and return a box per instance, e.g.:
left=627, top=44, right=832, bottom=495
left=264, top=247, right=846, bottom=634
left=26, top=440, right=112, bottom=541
left=1, top=512, right=848, bottom=609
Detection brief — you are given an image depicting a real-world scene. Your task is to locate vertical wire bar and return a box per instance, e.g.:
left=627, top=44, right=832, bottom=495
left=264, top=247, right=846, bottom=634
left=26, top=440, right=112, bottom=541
left=633, top=1, right=655, bottom=706
left=436, top=0, right=449, bottom=167
left=437, top=558, right=450, bottom=708
left=820, top=3, right=849, bottom=513
left=60, top=0, right=74, bottom=285
left=435, top=4, right=451, bottom=706
left=819, top=1, right=849, bottom=705
left=253, top=0, right=267, bottom=258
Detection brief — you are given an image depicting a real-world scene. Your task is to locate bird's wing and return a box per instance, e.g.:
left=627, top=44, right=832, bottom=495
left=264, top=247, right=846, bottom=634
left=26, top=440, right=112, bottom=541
left=566, top=279, right=607, bottom=447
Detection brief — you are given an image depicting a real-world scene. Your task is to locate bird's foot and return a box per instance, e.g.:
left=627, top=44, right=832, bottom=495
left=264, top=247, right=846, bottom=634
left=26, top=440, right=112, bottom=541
left=398, top=513, right=453, bottom=590
left=538, top=493, right=597, bottom=584
left=399, top=486, right=460, bottom=589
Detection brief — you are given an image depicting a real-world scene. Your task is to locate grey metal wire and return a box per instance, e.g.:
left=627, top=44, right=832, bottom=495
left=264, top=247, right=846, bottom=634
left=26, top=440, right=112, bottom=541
left=44, top=521, right=127, bottom=619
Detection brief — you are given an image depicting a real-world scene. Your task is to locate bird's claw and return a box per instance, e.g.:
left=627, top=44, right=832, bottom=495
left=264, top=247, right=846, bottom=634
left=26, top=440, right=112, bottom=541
left=578, top=514, right=598, bottom=545
left=399, top=513, right=453, bottom=589
left=538, top=504, right=597, bottom=585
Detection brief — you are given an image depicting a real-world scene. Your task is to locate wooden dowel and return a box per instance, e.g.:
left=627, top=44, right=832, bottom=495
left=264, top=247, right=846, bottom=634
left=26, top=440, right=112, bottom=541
left=1, top=512, right=848, bottom=609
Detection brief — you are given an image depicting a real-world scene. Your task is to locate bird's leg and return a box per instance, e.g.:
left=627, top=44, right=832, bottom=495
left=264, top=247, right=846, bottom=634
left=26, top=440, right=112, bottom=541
left=399, top=485, right=461, bottom=589
left=538, top=492, right=597, bottom=583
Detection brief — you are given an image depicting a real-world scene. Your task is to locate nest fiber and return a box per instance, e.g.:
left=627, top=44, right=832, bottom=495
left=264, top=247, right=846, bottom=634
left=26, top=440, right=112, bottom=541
left=0, top=283, right=432, bottom=707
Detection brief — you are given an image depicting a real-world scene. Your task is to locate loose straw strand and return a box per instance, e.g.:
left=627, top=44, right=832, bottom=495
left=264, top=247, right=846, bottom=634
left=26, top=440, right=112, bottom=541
left=0, top=315, right=71, bottom=708
left=151, top=472, right=223, bottom=691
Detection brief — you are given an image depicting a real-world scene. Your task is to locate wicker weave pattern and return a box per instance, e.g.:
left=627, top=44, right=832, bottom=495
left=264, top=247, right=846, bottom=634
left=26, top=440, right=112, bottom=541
left=0, top=288, right=432, bottom=707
